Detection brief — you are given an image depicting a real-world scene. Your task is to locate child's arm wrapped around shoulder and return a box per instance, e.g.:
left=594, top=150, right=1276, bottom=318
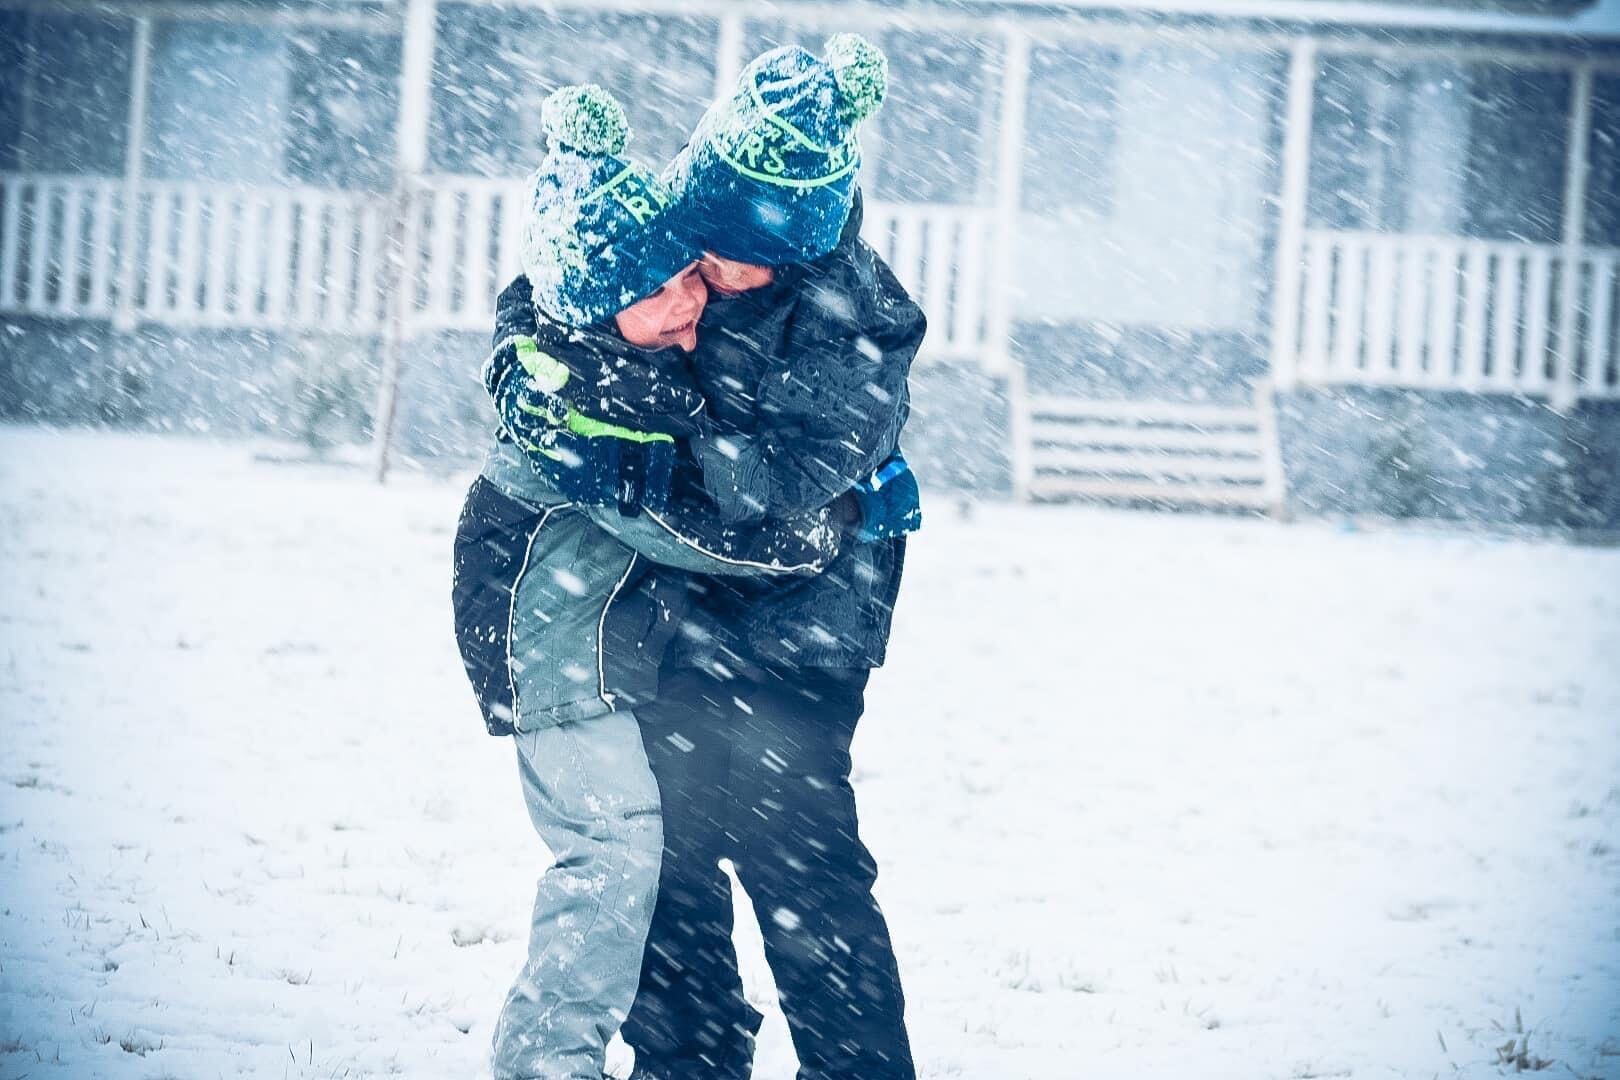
left=483, top=276, right=843, bottom=576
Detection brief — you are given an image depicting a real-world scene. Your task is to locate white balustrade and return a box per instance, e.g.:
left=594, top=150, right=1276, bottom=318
left=0, top=173, right=123, bottom=321
left=9, top=172, right=1616, bottom=405
left=1295, top=229, right=1620, bottom=405
left=396, top=176, right=997, bottom=365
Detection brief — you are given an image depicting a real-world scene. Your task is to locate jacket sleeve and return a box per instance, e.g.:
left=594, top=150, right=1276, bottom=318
left=580, top=500, right=839, bottom=578
left=697, top=248, right=926, bottom=523
left=486, top=276, right=706, bottom=442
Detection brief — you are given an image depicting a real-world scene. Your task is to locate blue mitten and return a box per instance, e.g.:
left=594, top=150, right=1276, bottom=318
left=851, top=452, right=922, bottom=543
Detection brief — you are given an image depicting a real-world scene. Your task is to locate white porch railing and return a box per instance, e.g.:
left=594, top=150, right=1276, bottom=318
left=0, top=172, right=995, bottom=364
left=1290, top=229, right=1620, bottom=406
left=9, top=172, right=1618, bottom=412
left=396, top=176, right=996, bottom=360
left=0, top=172, right=396, bottom=333
left=0, top=173, right=123, bottom=323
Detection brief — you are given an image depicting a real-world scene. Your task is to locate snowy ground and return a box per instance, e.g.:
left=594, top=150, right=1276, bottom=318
left=1, top=425, right=1617, bottom=1080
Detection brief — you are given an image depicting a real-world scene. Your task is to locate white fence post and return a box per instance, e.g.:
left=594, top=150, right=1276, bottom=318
left=113, top=16, right=153, bottom=333
left=373, top=0, right=439, bottom=483
left=1552, top=62, right=1593, bottom=412
left=990, top=24, right=1032, bottom=501
left=1255, top=378, right=1288, bottom=516
left=712, top=9, right=744, bottom=99
left=1269, top=37, right=1318, bottom=395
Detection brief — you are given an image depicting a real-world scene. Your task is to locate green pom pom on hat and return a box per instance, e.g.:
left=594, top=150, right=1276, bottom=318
left=541, top=83, right=630, bottom=156
left=825, top=33, right=887, bottom=124
left=521, top=84, right=697, bottom=327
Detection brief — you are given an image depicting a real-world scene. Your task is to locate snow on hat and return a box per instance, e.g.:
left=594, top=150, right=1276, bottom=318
left=520, top=84, right=701, bottom=327
left=666, top=33, right=887, bottom=266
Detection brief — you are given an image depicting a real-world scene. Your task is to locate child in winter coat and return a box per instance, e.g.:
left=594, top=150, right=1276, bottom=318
left=448, top=85, right=839, bottom=1080
left=618, top=37, right=928, bottom=1080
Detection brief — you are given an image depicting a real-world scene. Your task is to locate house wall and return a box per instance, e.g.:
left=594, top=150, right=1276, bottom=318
left=1, top=4, right=1615, bottom=525
left=0, top=11, right=399, bottom=189
left=1278, top=388, right=1620, bottom=529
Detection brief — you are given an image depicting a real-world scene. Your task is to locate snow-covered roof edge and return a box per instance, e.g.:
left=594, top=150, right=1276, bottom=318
left=948, top=0, right=1620, bottom=38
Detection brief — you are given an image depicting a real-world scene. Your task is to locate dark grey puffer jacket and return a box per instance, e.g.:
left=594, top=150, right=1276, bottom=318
left=678, top=194, right=927, bottom=670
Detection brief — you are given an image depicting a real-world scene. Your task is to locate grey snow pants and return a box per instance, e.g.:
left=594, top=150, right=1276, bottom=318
left=492, top=709, right=663, bottom=1080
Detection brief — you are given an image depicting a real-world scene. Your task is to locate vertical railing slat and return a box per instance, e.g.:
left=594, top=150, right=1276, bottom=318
left=53, top=185, right=85, bottom=312
left=265, top=193, right=292, bottom=324
left=1395, top=243, right=1427, bottom=382
left=892, top=209, right=924, bottom=300
left=295, top=193, right=325, bottom=325
left=1426, top=242, right=1460, bottom=385
left=87, top=183, right=117, bottom=316
left=1520, top=249, right=1552, bottom=393
left=946, top=215, right=984, bottom=354
left=204, top=189, right=233, bottom=322
left=26, top=180, right=55, bottom=311
left=1489, top=248, right=1522, bottom=390
left=1551, top=251, right=1583, bottom=408
left=1456, top=244, right=1491, bottom=392
left=325, top=198, right=356, bottom=329
left=425, top=185, right=458, bottom=324
left=0, top=178, right=25, bottom=308
left=1329, top=236, right=1364, bottom=378
left=1363, top=238, right=1397, bottom=380
left=462, top=184, right=492, bottom=326
left=143, top=188, right=174, bottom=317
left=355, top=199, right=384, bottom=332
left=1298, top=232, right=1332, bottom=380
left=235, top=194, right=265, bottom=322
left=922, top=212, right=954, bottom=356
left=951, top=216, right=986, bottom=356
left=1586, top=256, right=1615, bottom=400
left=174, top=184, right=204, bottom=322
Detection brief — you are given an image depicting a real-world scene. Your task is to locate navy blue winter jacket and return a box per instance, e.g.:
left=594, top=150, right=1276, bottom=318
left=678, top=193, right=927, bottom=670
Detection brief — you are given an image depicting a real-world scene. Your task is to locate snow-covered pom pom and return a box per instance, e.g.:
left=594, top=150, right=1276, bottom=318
left=541, top=84, right=630, bottom=156
left=824, top=33, right=887, bottom=124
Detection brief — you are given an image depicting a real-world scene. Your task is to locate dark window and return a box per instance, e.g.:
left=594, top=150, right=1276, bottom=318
left=1582, top=75, right=1619, bottom=247
left=432, top=8, right=717, bottom=176
left=2, top=12, right=132, bottom=175
left=1460, top=65, right=1569, bottom=243
left=1022, top=44, right=1120, bottom=216
left=144, top=22, right=290, bottom=182
left=1309, top=56, right=1569, bottom=242
left=286, top=30, right=401, bottom=191
left=867, top=30, right=996, bottom=204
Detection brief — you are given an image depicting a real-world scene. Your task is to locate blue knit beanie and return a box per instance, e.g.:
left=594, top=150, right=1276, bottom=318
left=520, top=85, right=701, bottom=327
left=666, top=34, right=887, bottom=266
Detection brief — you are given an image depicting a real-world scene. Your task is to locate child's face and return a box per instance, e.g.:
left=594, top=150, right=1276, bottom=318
left=698, top=252, right=776, bottom=297
left=615, top=263, right=707, bottom=352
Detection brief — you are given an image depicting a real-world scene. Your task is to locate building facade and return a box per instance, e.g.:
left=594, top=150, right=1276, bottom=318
left=1, top=0, right=1617, bottom=526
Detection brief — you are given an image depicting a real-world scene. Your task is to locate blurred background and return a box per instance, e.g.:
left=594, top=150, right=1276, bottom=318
left=3, top=0, right=1618, bottom=525
left=3, top=2, right=1619, bottom=1078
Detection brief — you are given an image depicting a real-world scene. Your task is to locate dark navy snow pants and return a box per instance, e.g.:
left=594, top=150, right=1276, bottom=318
left=620, top=665, right=915, bottom=1080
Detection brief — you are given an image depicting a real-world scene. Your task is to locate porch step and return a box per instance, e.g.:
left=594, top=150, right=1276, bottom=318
left=1022, top=393, right=1283, bottom=512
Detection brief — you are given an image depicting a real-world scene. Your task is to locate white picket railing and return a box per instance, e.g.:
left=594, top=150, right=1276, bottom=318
left=0, top=171, right=996, bottom=364
left=1292, top=229, right=1620, bottom=405
left=9, top=174, right=1618, bottom=409
left=397, top=176, right=996, bottom=360
left=0, top=173, right=123, bottom=322
left=860, top=201, right=995, bottom=361
left=0, top=172, right=395, bottom=333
